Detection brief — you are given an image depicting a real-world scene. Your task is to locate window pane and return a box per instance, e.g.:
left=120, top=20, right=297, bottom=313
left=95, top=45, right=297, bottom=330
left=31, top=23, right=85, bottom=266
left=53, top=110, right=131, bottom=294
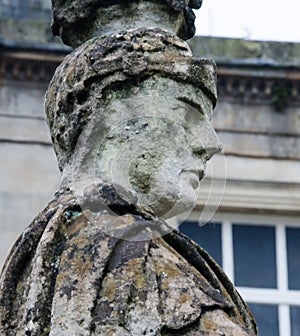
left=286, top=228, right=300, bottom=290
left=179, top=221, right=222, bottom=266
left=248, top=304, right=279, bottom=336
left=233, top=225, right=277, bottom=288
left=291, top=306, right=300, bottom=336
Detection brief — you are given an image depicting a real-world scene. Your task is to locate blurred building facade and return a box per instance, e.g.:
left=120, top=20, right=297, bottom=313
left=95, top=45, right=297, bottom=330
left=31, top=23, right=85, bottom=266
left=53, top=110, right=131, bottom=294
left=0, top=1, right=300, bottom=335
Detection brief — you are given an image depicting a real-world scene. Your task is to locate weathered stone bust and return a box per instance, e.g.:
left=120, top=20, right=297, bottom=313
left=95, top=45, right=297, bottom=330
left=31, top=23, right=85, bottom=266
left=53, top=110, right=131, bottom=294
left=0, top=1, right=258, bottom=335
left=46, top=26, right=221, bottom=219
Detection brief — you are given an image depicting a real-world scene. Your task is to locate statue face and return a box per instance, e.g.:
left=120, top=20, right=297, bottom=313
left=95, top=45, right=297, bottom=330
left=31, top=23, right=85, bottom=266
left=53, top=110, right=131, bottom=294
left=87, top=95, right=222, bottom=218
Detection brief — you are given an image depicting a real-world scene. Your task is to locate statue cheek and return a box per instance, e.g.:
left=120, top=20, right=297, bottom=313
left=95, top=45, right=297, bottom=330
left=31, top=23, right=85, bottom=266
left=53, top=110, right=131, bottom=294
left=128, top=151, right=164, bottom=194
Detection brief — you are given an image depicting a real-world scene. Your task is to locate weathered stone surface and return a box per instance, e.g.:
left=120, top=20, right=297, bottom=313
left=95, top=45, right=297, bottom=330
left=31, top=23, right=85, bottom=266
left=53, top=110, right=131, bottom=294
left=0, top=117, right=51, bottom=144
left=44, top=28, right=221, bottom=218
left=0, top=0, right=56, bottom=44
left=214, top=103, right=300, bottom=136
left=0, top=143, right=60, bottom=269
left=45, top=28, right=217, bottom=172
left=51, top=0, right=202, bottom=47
left=189, top=35, right=300, bottom=66
left=0, top=84, right=48, bottom=118
left=0, top=184, right=257, bottom=336
left=0, top=2, right=258, bottom=335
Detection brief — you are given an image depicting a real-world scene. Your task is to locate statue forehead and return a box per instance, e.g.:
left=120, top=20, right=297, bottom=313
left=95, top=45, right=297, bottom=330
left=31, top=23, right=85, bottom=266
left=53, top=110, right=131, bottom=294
left=100, top=88, right=213, bottom=124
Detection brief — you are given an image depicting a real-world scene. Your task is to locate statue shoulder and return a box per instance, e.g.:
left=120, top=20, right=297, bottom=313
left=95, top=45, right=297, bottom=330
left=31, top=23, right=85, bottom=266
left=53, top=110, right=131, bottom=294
left=0, top=186, right=257, bottom=335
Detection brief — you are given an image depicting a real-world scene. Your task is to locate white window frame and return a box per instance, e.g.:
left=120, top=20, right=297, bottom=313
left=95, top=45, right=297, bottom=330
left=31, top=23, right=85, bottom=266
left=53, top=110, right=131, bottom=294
left=178, top=212, right=300, bottom=336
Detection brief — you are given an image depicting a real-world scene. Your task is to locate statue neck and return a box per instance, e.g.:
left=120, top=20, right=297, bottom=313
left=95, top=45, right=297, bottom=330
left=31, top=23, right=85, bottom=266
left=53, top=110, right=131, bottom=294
left=55, top=1, right=186, bottom=48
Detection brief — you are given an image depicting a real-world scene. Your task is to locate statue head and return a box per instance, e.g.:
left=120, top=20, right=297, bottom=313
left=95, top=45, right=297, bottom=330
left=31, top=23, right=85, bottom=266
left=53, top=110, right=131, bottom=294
left=45, top=29, right=221, bottom=218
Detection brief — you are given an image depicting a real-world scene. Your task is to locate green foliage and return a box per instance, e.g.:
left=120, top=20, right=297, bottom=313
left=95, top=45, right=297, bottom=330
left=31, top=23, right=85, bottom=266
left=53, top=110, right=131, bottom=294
left=271, top=82, right=291, bottom=112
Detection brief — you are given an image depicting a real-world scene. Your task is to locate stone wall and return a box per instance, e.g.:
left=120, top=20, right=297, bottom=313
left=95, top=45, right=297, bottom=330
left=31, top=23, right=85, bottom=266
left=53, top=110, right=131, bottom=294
left=0, top=42, right=67, bottom=266
left=0, top=0, right=54, bottom=43
left=0, top=80, right=60, bottom=266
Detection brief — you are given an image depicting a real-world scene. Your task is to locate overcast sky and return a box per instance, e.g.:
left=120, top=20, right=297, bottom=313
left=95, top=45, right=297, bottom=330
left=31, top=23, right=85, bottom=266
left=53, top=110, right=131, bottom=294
left=195, top=0, right=300, bottom=42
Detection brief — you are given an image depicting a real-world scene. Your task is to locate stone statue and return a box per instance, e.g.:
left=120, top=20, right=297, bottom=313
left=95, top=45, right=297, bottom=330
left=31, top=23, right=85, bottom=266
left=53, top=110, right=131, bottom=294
left=0, top=1, right=258, bottom=335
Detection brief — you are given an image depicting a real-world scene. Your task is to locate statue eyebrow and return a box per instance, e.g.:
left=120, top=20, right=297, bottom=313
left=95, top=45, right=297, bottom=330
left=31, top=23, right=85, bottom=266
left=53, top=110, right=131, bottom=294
left=177, top=97, right=202, bottom=113
left=177, top=97, right=213, bottom=120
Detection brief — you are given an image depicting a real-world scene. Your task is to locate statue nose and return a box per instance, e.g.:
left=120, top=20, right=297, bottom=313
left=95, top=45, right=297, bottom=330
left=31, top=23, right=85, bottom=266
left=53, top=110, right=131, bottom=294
left=191, top=132, right=223, bottom=161
left=204, top=142, right=223, bottom=159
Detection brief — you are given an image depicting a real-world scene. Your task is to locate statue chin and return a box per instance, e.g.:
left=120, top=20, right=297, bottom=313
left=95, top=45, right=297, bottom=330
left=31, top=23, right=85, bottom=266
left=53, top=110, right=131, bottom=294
left=145, top=187, right=199, bottom=220
left=130, top=167, right=201, bottom=219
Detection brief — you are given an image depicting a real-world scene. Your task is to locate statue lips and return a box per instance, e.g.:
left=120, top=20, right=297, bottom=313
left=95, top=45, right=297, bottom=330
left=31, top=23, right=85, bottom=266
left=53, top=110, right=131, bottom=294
left=180, top=168, right=205, bottom=189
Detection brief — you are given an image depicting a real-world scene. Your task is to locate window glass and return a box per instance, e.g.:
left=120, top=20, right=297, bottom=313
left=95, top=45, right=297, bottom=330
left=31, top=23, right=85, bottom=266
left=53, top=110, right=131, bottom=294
left=286, top=228, right=300, bottom=290
left=291, top=306, right=300, bottom=336
left=248, top=304, right=279, bottom=336
left=179, top=221, right=222, bottom=266
left=233, top=225, right=277, bottom=288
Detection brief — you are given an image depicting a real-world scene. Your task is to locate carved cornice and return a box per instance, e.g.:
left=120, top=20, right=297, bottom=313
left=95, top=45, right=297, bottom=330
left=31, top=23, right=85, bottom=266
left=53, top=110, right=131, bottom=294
left=0, top=47, right=64, bottom=83
left=195, top=177, right=300, bottom=216
left=1, top=45, right=300, bottom=109
left=217, top=63, right=300, bottom=108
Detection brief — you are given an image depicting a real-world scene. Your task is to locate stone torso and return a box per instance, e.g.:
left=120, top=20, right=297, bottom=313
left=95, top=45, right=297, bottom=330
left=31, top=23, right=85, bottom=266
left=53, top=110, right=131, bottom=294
left=0, top=184, right=257, bottom=335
